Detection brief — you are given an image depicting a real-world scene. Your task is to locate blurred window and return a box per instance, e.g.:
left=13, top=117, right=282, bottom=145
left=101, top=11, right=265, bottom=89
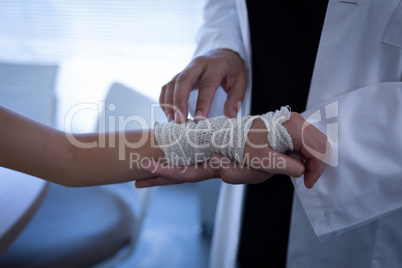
left=0, top=0, right=205, bottom=131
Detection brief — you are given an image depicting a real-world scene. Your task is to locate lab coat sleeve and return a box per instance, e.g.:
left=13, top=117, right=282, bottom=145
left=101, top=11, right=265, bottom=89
left=291, top=82, right=402, bottom=241
left=189, top=0, right=252, bottom=118
left=193, top=0, right=246, bottom=61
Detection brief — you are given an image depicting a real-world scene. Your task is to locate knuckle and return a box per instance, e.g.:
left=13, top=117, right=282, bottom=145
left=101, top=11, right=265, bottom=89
left=175, top=72, right=192, bottom=84
left=165, top=80, right=176, bottom=90
left=291, top=112, right=304, bottom=123
left=192, top=55, right=208, bottom=64
left=228, top=94, right=243, bottom=102
left=198, top=78, right=217, bottom=90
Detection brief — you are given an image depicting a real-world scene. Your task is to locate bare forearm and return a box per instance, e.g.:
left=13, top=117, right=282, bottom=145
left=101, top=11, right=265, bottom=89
left=0, top=106, right=71, bottom=182
left=65, top=130, right=164, bottom=186
left=0, top=105, right=164, bottom=186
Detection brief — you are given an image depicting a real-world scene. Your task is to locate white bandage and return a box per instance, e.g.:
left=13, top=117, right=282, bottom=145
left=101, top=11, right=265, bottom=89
left=154, top=106, right=294, bottom=166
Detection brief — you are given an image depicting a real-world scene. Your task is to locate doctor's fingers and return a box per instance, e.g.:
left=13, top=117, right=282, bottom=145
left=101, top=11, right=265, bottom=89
left=194, top=49, right=246, bottom=120
left=160, top=60, right=215, bottom=123
left=161, top=72, right=190, bottom=123
left=216, top=155, right=274, bottom=184
left=161, top=60, right=202, bottom=123
left=175, top=56, right=234, bottom=122
left=160, top=57, right=221, bottom=123
left=222, top=67, right=247, bottom=119
left=244, top=148, right=306, bottom=179
left=161, top=49, right=246, bottom=123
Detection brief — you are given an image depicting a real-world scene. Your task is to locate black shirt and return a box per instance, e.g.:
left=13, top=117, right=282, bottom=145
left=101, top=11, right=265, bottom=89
left=237, top=2, right=328, bottom=267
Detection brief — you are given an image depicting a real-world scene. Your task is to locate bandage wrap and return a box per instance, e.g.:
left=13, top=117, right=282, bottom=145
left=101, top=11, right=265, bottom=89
left=154, top=106, right=294, bottom=166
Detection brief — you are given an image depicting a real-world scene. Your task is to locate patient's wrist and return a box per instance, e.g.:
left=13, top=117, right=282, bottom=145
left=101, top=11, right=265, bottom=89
left=154, top=107, right=294, bottom=166
left=243, top=118, right=269, bottom=161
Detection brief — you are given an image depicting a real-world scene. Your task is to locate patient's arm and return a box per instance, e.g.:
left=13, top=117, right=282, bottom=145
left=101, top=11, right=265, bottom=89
left=1, top=105, right=328, bottom=188
left=0, top=105, right=165, bottom=186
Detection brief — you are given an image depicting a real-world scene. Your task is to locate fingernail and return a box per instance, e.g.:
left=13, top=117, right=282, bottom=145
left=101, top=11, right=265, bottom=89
left=167, top=112, right=173, bottom=122
left=174, top=110, right=182, bottom=123
left=227, top=107, right=237, bottom=118
left=194, top=110, right=203, bottom=121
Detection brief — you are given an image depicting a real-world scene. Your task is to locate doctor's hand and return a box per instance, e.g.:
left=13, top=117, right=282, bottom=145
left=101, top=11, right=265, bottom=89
left=160, top=49, right=247, bottom=123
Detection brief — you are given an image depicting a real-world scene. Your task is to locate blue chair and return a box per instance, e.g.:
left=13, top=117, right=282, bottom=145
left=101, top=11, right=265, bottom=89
left=0, top=63, right=154, bottom=267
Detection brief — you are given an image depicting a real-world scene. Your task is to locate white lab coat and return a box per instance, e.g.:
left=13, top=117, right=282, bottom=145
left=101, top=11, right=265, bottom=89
left=188, top=0, right=402, bottom=267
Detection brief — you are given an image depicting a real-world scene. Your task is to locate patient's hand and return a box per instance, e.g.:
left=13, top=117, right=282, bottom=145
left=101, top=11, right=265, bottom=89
left=243, top=112, right=329, bottom=188
left=135, top=154, right=273, bottom=188
left=136, top=112, right=329, bottom=189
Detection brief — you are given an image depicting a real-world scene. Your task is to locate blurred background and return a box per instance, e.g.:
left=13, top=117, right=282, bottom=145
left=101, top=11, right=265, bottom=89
left=0, top=0, right=205, bottom=131
left=0, top=0, right=222, bottom=267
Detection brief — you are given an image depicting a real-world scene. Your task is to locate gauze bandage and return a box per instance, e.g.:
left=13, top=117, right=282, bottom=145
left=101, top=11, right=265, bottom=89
left=154, top=106, right=294, bottom=166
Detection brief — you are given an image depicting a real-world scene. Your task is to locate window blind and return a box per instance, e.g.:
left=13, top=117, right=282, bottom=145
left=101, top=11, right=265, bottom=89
left=0, top=0, right=206, bottom=131
left=0, top=0, right=205, bottom=58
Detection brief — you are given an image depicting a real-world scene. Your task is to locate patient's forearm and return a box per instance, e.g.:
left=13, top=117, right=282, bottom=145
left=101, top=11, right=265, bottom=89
left=0, top=105, right=164, bottom=186
left=67, top=130, right=164, bottom=186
